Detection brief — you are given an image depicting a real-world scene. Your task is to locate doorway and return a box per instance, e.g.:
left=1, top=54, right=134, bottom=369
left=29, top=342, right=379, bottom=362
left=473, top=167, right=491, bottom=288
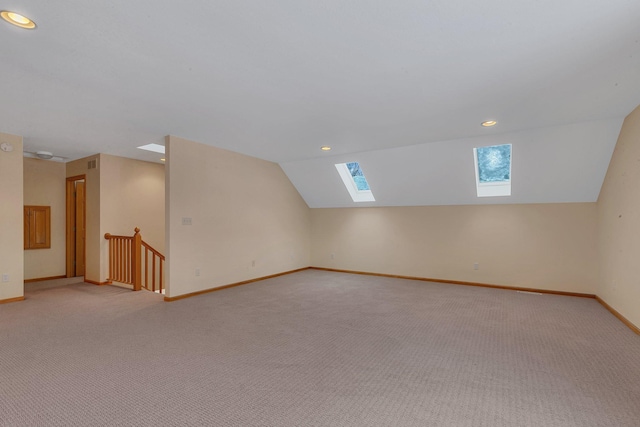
left=66, top=175, right=86, bottom=277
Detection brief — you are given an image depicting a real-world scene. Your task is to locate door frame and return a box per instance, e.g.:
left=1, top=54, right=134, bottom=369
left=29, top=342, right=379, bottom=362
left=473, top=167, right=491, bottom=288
left=66, top=175, right=86, bottom=278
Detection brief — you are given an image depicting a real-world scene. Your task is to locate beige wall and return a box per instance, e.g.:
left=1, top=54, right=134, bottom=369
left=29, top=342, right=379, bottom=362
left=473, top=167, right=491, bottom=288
left=165, top=135, right=311, bottom=298
left=67, top=155, right=101, bottom=282
left=311, top=204, right=599, bottom=294
left=23, top=158, right=66, bottom=280
left=100, top=154, right=165, bottom=281
left=597, top=104, right=640, bottom=329
left=0, top=133, right=24, bottom=301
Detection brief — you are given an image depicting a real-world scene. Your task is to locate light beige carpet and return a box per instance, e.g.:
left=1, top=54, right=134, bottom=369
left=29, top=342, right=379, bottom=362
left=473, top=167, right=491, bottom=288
left=1, top=269, right=639, bottom=426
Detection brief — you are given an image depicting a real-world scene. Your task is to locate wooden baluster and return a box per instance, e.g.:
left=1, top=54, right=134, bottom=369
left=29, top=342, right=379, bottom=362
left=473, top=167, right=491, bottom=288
left=159, top=258, right=164, bottom=293
left=125, top=238, right=128, bottom=283
left=118, top=239, right=122, bottom=282
left=121, top=238, right=124, bottom=282
left=120, top=239, right=122, bottom=281
left=152, top=255, right=156, bottom=293
left=132, top=228, right=142, bottom=291
left=122, top=238, right=126, bottom=282
left=128, top=237, right=132, bottom=283
left=110, top=238, right=113, bottom=281
left=124, top=238, right=128, bottom=283
left=145, top=248, right=149, bottom=291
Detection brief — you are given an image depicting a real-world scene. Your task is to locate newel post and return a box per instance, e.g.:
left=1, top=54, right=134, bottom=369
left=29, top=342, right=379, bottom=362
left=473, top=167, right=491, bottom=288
left=104, top=233, right=112, bottom=283
left=132, top=227, right=142, bottom=291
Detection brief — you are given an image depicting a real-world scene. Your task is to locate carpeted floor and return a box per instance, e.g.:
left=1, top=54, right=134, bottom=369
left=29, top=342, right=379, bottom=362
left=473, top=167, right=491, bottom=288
left=1, top=269, right=639, bottom=426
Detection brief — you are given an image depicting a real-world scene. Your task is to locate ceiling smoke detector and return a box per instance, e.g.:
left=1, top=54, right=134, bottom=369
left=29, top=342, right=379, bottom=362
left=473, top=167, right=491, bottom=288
left=36, top=151, right=54, bottom=159
left=23, top=151, right=67, bottom=162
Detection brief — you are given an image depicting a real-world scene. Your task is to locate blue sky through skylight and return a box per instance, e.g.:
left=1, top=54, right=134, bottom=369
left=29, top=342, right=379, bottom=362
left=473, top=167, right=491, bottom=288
left=335, top=161, right=375, bottom=202
left=346, top=162, right=370, bottom=190
left=476, top=144, right=511, bottom=183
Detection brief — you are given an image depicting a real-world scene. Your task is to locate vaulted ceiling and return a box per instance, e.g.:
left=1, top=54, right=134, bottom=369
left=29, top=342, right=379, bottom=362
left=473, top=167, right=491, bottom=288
left=2, top=1, right=639, bottom=206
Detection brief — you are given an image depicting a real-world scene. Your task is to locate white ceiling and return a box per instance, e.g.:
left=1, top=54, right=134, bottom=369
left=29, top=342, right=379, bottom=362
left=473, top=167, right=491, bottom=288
left=1, top=1, right=639, bottom=206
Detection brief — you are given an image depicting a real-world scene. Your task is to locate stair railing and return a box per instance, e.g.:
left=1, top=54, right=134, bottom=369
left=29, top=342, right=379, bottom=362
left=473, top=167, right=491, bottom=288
left=104, top=227, right=164, bottom=293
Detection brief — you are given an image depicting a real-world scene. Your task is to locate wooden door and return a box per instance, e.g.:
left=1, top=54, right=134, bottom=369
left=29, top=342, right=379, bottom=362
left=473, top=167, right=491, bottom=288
left=75, top=181, right=86, bottom=276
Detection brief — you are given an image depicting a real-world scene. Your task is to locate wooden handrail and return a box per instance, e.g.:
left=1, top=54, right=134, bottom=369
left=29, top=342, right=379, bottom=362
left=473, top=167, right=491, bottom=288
left=105, top=227, right=164, bottom=293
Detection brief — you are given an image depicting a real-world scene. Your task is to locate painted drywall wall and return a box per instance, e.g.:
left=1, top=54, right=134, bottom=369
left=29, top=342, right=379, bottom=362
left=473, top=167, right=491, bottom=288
left=597, top=104, right=640, bottom=329
left=67, top=155, right=100, bottom=283
left=0, top=132, right=24, bottom=301
left=23, top=158, right=66, bottom=280
left=165, top=135, right=311, bottom=298
left=100, top=154, right=165, bottom=282
left=311, top=204, right=598, bottom=294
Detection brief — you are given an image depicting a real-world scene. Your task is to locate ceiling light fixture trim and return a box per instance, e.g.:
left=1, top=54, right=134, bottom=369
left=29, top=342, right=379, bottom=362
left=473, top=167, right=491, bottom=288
left=1, top=11, right=37, bottom=29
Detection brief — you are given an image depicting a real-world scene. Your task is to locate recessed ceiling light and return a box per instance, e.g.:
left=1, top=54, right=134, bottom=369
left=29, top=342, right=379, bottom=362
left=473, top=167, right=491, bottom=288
left=321, top=146, right=331, bottom=151
left=481, top=120, right=497, bottom=127
left=1, top=11, right=37, bottom=29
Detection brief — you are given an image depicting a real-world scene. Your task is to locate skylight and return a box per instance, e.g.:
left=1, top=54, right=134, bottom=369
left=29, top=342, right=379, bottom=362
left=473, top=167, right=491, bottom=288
left=137, top=143, right=165, bottom=154
left=335, top=162, right=375, bottom=202
left=473, top=144, right=512, bottom=197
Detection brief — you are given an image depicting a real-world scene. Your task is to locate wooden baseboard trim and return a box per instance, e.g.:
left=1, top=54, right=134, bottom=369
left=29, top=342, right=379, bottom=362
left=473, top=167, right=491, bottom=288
left=84, top=279, right=111, bottom=286
left=595, top=296, right=640, bottom=335
left=24, top=275, right=66, bottom=284
left=309, top=267, right=597, bottom=299
left=159, top=266, right=639, bottom=334
left=0, top=296, right=25, bottom=304
left=164, top=267, right=309, bottom=302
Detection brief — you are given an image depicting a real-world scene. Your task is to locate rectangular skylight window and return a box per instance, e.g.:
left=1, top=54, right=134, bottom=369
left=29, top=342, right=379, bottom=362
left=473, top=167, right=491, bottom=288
left=137, top=143, right=165, bottom=154
left=473, top=144, right=512, bottom=197
left=335, top=162, right=375, bottom=202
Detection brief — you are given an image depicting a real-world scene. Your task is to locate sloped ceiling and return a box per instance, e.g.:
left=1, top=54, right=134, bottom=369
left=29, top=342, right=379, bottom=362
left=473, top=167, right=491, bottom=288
left=1, top=1, right=639, bottom=206
left=281, top=119, right=623, bottom=207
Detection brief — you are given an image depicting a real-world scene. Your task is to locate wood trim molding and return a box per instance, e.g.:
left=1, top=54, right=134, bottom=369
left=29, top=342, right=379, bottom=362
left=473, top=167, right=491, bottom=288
left=66, top=174, right=86, bottom=278
left=595, top=296, right=640, bottom=335
left=84, top=279, right=111, bottom=286
left=164, top=267, right=309, bottom=302
left=24, top=275, right=67, bottom=283
left=0, top=296, right=25, bottom=304
left=309, top=267, right=597, bottom=299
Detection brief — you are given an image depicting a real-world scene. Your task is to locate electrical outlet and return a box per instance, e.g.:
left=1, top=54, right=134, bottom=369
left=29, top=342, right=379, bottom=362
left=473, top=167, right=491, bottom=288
left=251, top=260, right=255, bottom=267
left=195, top=268, right=200, bottom=277
left=1, top=274, right=9, bottom=282
left=473, top=263, right=479, bottom=270
left=330, top=253, right=335, bottom=259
